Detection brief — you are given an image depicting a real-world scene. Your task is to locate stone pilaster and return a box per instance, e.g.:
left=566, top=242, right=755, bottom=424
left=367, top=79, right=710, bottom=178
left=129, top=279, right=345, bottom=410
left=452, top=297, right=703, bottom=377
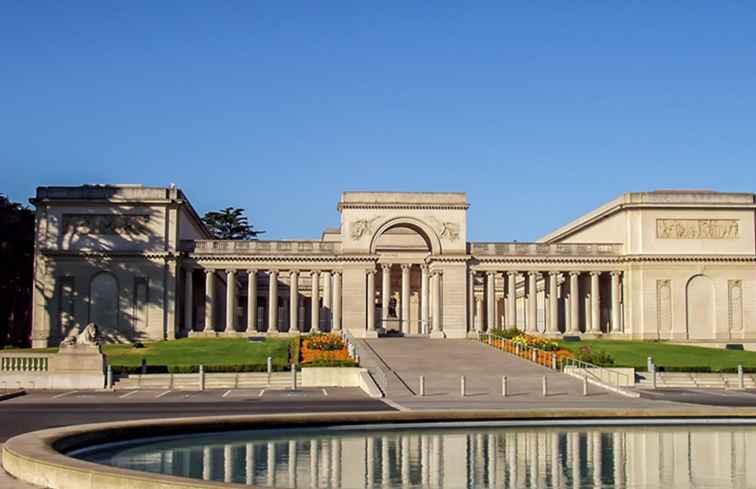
left=421, top=265, right=430, bottom=335
left=366, top=270, right=377, bottom=336
left=569, top=272, right=580, bottom=334
left=430, top=271, right=444, bottom=338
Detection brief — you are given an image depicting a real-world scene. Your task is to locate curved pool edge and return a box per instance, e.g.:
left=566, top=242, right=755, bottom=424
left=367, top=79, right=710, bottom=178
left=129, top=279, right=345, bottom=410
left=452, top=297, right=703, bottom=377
left=7, top=407, right=756, bottom=489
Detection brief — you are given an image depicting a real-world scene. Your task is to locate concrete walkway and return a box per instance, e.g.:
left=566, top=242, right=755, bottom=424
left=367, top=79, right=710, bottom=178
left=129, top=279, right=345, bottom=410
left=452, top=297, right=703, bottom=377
left=359, top=338, right=669, bottom=410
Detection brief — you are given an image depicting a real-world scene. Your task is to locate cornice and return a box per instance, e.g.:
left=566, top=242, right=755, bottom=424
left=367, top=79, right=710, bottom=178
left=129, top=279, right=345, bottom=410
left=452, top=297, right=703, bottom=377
left=39, top=250, right=172, bottom=259
left=190, top=254, right=375, bottom=263
left=622, top=254, right=756, bottom=263
left=338, top=203, right=469, bottom=211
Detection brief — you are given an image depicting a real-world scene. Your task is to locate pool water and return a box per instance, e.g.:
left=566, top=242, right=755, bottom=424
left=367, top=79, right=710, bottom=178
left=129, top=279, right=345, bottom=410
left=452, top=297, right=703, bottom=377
left=74, top=422, right=756, bottom=488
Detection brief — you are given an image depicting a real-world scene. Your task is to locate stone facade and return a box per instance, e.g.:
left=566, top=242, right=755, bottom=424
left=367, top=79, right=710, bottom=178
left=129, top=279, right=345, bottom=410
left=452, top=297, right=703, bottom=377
left=29, top=186, right=756, bottom=347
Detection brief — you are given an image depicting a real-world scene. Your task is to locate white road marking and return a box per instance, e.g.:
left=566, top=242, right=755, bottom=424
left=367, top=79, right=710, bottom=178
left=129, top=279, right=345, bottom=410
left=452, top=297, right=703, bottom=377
left=322, top=388, right=329, bottom=396
left=52, top=390, right=77, bottom=399
left=118, top=390, right=140, bottom=399
left=156, top=390, right=172, bottom=398
left=222, top=389, right=233, bottom=398
left=258, top=389, right=266, bottom=398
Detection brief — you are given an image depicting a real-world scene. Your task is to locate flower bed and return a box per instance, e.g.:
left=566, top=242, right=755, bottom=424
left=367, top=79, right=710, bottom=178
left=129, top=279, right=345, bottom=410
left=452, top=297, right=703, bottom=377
left=511, top=334, right=559, bottom=352
left=483, top=333, right=573, bottom=369
left=300, top=334, right=353, bottom=365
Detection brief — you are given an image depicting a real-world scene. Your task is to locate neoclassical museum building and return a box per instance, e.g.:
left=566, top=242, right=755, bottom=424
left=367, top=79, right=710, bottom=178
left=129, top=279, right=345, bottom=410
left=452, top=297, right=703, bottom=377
left=29, top=186, right=755, bottom=347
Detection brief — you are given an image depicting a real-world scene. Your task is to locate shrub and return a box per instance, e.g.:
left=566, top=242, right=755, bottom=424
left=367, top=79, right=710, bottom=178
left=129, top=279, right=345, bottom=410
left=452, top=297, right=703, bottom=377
left=574, top=346, right=614, bottom=367
left=489, top=327, right=522, bottom=339
left=303, top=360, right=359, bottom=368
left=511, top=334, right=559, bottom=351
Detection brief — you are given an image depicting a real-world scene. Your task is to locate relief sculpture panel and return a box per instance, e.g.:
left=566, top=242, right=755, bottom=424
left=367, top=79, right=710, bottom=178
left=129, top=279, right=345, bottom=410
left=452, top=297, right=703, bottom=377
left=729, top=280, right=743, bottom=332
left=657, top=280, right=672, bottom=334
left=656, top=219, right=739, bottom=239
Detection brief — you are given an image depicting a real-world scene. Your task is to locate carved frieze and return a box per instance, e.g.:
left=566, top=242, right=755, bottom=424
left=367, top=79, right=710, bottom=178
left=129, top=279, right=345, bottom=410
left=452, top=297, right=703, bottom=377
left=729, top=280, right=743, bottom=332
left=656, top=280, right=672, bottom=333
left=62, top=214, right=150, bottom=235
left=426, top=216, right=460, bottom=241
left=656, top=219, right=739, bottom=239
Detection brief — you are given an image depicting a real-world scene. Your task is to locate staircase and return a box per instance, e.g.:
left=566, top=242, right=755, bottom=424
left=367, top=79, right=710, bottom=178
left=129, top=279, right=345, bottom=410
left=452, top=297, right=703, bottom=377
left=636, top=372, right=756, bottom=389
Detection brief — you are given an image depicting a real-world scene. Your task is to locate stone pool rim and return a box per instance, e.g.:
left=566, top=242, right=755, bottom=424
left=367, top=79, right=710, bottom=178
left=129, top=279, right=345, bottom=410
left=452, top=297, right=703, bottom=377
left=7, top=408, right=756, bottom=489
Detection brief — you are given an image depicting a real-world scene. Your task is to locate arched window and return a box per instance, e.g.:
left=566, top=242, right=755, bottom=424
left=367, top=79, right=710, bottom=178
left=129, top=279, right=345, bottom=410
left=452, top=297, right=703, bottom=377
left=89, top=272, right=119, bottom=331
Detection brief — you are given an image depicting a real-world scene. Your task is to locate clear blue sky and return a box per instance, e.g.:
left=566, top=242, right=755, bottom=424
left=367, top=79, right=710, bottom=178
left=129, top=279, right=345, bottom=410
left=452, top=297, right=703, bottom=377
left=2, top=2, right=755, bottom=241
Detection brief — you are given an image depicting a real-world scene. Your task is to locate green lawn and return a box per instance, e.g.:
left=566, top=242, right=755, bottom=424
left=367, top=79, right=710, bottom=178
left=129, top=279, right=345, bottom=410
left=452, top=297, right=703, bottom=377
left=559, top=340, right=756, bottom=371
left=5, top=337, right=292, bottom=369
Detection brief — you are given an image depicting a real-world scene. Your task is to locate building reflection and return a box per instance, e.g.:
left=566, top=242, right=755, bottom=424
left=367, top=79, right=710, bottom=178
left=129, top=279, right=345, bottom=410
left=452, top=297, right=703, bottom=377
left=109, top=427, right=756, bottom=488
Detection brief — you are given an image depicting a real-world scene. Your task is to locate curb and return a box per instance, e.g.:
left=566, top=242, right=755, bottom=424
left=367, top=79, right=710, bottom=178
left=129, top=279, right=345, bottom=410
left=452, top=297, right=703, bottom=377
left=0, top=390, right=25, bottom=402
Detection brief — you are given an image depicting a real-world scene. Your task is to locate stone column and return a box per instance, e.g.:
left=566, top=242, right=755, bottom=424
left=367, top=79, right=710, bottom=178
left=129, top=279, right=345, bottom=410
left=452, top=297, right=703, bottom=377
left=590, top=272, right=601, bottom=334
left=366, top=270, right=376, bottom=334
left=381, top=264, right=391, bottom=329
left=322, top=271, right=332, bottom=330
left=506, top=272, right=517, bottom=328
left=475, top=296, right=484, bottom=332
left=569, top=272, right=580, bottom=334
left=486, top=272, right=496, bottom=332
left=467, top=270, right=475, bottom=332
left=611, top=271, right=621, bottom=334
left=548, top=272, right=559, bottom=335
left=247, top=270, right=258, bottom=333
left=527, top=272, right=538, bottom=333
left=204, top=269, right=215, bottom=332
left=268, top=270, right=278, bottom=333
left=311, top=271, right=320, bottom=332
left=421, top=265, right=430, bottom=335
left=289, top=271, right=299, bottom=333
left=184, top=268, right=193, bottom=332
left=401, top=264, right=411, bottom=333
left=431, top=271, right=443, bottom=337
left=332, top=272, right=342, bottom=331
left=225, top=269, right=236, bottom=333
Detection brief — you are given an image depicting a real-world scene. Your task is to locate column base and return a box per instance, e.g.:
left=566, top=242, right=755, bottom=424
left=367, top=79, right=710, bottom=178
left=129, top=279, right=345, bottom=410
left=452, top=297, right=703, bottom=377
left=581, top=332, right=603, bottom=339
left=221, top=330, right=252, bottom=337
left=189, top=330, right=219, bottom=338
left=430, top=330, right=447, bottom=339
left=544, top=331, right=563, bottom=339
left=365, top=330, right=379, bottom=338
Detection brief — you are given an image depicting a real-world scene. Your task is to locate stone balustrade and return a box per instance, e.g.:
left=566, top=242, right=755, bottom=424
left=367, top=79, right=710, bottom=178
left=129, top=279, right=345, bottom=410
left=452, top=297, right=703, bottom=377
left=470, top=242, right=622, bottom=256
left=184, top=240, right=340, bottom=255
left=0, top=353, right=52, bottom=372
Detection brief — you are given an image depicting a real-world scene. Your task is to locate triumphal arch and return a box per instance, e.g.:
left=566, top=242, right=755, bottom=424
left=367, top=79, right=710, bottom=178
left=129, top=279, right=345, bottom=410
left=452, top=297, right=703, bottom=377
left=29, top=186, right=756, bottom=347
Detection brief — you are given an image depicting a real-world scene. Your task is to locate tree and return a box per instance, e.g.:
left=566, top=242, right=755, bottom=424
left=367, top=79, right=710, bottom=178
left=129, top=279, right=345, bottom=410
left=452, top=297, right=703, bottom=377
left=201, top=207, right=264, bottom=240
left=0, top=194, right=34, bottom=348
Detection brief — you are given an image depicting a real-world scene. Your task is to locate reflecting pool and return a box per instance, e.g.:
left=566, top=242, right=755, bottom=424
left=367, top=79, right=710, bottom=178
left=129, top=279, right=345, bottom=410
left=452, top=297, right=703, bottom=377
left=74, top=422, right=756, bottom=488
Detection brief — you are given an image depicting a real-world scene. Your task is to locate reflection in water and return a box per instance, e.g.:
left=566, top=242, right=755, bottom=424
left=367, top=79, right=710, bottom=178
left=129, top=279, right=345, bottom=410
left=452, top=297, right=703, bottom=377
left=77, top=425, right=756, bottom=488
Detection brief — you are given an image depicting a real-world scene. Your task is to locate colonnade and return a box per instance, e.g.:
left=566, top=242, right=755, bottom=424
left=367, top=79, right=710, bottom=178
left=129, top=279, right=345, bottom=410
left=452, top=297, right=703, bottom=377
left=370, top=263, right=442, bottom=335
left=470, top=270, right=623, bottom=336
left=183, top=268, right=342, bottom=334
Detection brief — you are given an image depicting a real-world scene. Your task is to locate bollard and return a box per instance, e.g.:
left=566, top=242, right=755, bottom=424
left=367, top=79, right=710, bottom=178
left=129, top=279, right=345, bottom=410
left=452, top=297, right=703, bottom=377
left=651, top=363, right=657, bottom=390
left=419, top=375, right=425, bottom=397
left=267, top=356, right=272, bottom=386
left=582, top=375, right=588, bottom=396
left=542, top=376, right=548, bottom=397
left=738, top=364, right=744, bottom=390
left=531, top=350, right=537, bottom=362
left=140, top=358, right=147, bottom=375
left=515, top=345, right=520, bottom=355
left=199, top=365, right=206, bottom=391
left=291, top=364, right=297, bottom=390
left=647, top=356, right=653, bottom=373
left=551, top=353, right=557, bottom=369
left=106, top=365, right=113, bottom=390
left=502, top=376, right=508, bottom=397
left=460, top=376, right=466, bottom=397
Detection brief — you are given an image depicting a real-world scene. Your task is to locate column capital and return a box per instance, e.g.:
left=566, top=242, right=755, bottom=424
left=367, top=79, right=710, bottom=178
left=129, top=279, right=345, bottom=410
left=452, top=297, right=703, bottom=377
left=310, top=270, right=319, bottom=277
left=289, top=270, right=298, bottom=278
left=420, top=264, right=430, bottom=272
left=610, top=271, right=621, bottom=277
left=246, top=268, right=258, bottom=275
left=226, top=269, right=235, bottom=276
left=528, top=271, right=541, bottom=278
left=506, top=270, right=518, bottom=277
left=332, top=270, right=341, bottom=277
left=569, top=271, right=580, bottom=278
left=381, top=263, right=392, bottom=272
left=366, top=269, right=375, bottom=277
left=204, top=268, right=215, bottom=275
left=589, top=271, right=601, bottom=277
left=549, top=270, right=561, bottom=277
left=400, top=264, right=411, bottom=271
left=486, top=271, right=496, bottom=278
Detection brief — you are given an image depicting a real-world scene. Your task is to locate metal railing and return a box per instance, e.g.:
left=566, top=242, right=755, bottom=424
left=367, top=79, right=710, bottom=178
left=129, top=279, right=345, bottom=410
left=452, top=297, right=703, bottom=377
left=341, top=330, right=390, bottom=395
left=478, top=332, right=631, bottom=389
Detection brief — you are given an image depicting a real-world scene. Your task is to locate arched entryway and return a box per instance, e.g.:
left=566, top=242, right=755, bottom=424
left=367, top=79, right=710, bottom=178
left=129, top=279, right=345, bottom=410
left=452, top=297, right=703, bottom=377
left=372, top=223, right=436, bottom=336
left=686, top=274, right=715, bottom=340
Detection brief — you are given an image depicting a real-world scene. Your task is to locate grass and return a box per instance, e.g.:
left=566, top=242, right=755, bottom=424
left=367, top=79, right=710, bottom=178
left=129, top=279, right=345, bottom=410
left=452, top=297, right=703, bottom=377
left=5, top=337, right=292, bottom=368
left=559, top=339, right=756, bottom=371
